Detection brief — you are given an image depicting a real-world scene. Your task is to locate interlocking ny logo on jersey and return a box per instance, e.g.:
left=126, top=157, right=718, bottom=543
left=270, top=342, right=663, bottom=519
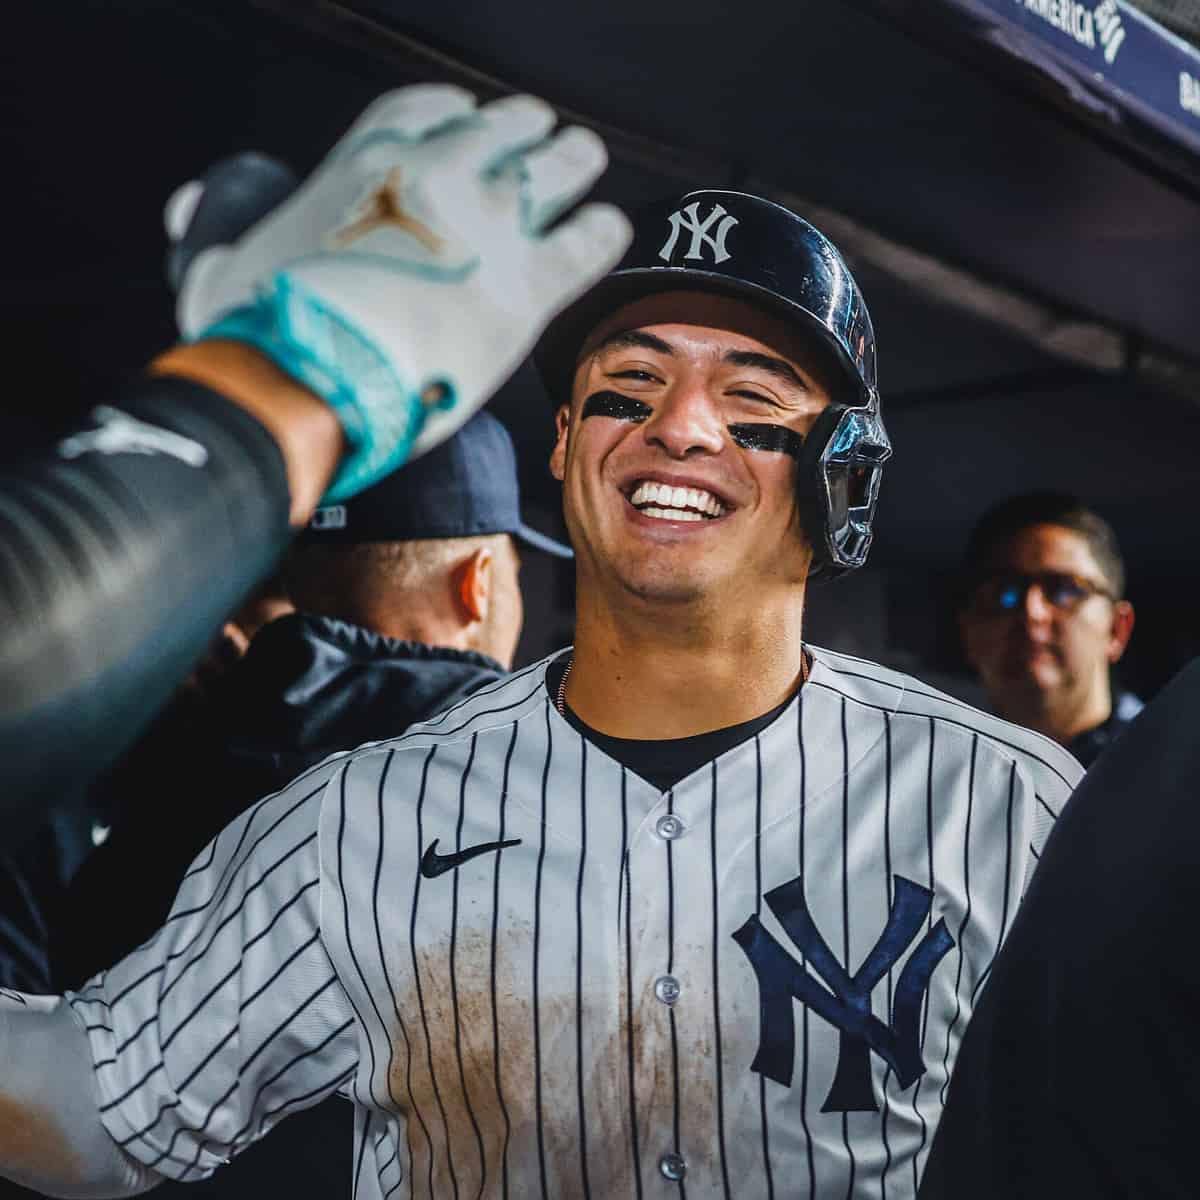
left=659, top=201, right=738, bottom=264
left=733, top=874, right=954, bottom=1113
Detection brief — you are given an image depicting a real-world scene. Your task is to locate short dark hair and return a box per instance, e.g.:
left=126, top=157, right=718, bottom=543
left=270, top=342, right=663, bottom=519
left=962, top=491, right=1126, bottom=599
left=283, top=534, right=500, bottom=623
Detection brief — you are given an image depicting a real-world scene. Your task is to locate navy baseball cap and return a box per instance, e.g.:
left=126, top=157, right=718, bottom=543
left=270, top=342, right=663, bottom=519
left=302, top=411, right=571, bottom=558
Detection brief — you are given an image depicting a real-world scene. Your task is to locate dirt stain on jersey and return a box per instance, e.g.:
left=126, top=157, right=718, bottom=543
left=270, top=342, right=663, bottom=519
left=386, top=926, right=649, bottom=1198
left=384, top=932, right=740, bottom=1195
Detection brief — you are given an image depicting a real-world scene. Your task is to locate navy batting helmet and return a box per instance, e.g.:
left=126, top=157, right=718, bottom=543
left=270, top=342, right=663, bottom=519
left=535, top=189, right=891, bottom=575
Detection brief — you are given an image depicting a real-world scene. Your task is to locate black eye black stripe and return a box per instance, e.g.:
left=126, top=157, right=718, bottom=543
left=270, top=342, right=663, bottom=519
left=729, top=423, right=805, bottom=460
left=581, top=392, right=652, bottom=422
left=581, top=393, right=804, bottom=461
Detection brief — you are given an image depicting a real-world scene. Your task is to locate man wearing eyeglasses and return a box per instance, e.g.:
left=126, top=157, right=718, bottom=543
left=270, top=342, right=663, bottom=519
left=958, top=491, right=1138, bottom=767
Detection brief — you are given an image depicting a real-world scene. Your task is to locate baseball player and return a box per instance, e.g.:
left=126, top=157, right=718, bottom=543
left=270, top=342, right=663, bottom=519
left=0, top=190, right=1081, bottom=1198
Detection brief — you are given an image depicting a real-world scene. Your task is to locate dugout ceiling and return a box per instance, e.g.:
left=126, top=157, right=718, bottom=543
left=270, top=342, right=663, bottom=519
left=261, top=0, right=1200, bottom=364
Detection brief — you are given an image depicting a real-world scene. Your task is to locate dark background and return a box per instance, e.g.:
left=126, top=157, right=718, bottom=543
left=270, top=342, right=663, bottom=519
left=3, top=0, right=1198, bottom=703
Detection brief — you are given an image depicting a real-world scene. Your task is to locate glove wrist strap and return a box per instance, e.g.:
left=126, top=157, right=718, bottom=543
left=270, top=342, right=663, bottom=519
left=197, top=273, right=454, bottom=502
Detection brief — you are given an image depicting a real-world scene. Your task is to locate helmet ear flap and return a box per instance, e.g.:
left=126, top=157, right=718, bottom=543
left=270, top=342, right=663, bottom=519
left=796, top=400, right=892, bottom=578
left=795, top=404, right=847, bottom=574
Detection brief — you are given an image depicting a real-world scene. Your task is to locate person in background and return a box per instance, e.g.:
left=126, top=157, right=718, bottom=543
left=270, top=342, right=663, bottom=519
left=958, top=491, right=1138, bottom=767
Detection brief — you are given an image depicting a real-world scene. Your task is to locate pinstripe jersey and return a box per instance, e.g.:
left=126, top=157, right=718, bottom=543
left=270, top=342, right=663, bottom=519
left=69, top=645, right=1082, bottom=1198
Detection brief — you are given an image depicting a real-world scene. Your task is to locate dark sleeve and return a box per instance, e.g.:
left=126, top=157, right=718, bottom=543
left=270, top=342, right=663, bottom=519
left=0, top=373, right=292, bottom=837
left=0, top=844, right=55, bottom=993
left=919, top=658, right=1200, bottom=1199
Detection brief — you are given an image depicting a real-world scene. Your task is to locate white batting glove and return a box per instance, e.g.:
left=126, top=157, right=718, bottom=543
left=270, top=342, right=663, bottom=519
left=175, top=84, right=631, bottom=501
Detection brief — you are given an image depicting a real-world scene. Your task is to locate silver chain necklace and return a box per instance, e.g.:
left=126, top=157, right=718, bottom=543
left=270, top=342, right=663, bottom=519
left=555, top=656, right=573, bottom=716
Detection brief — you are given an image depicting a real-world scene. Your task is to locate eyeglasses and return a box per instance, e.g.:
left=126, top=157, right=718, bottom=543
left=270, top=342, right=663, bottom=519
left=971, top=570, right=1115, bottom=615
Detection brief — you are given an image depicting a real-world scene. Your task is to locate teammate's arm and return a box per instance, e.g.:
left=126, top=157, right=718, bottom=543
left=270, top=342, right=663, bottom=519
left=0, top=350, right=340, bottom=837
left=153, top=338, right=345, bottom=526
left=0, top=82, right=628, bottom=832
left=0, top=758, right=358, bottom=1194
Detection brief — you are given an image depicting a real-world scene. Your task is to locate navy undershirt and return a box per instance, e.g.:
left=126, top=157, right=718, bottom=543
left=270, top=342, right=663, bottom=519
left=547, top=654, right=795, bottom=792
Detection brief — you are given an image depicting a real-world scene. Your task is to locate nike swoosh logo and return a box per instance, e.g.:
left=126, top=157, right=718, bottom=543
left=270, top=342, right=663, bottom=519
left=420, top=837, right=522, bottom=879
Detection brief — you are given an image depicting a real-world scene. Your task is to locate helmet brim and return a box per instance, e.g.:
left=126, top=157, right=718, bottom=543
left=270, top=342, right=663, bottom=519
left=534, top=265, right=873, bottom=411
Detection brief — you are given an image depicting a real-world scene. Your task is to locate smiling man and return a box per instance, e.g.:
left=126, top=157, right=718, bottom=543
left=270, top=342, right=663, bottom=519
left=0, top=192, right=1081, bottom=1200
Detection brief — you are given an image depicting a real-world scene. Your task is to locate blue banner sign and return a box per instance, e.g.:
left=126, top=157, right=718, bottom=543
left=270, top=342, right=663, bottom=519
left=967, top=0, right=1200, bottom=155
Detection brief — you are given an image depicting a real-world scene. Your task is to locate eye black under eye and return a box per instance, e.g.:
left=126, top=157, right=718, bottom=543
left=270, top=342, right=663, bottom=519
left=729, top=423, right=805, bottom=459
left=582, top=392, right=653, bottom=422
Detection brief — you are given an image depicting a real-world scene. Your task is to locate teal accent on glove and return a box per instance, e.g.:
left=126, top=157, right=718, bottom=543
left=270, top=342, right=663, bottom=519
left=198, top=274, right=457, bottom=502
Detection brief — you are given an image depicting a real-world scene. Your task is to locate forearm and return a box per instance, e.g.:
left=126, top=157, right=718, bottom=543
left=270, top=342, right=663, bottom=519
left=151, top=340, right=343, bottom=527
left=0, top=991, right=161, bottom=1197
left=0, top=360, right=333, bottom=834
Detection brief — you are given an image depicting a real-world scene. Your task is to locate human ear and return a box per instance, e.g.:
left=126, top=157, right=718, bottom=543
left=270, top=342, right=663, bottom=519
left=455, top=546, right=494, bottom=624
left=1107, top=599, right=1135, bottom=663
left=549, top=404, right=570, bottom=482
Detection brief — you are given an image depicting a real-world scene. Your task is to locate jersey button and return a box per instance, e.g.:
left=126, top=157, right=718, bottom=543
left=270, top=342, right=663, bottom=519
left=654, top=975, right=681, bottom=1005
left=655, top=814, right=685, bottom=840
left=659, top=1151, right=687, bottom=1181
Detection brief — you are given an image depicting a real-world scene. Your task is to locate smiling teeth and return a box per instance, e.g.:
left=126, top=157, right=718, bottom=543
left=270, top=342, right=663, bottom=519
left=640, top=506, right=704, bottom=521
left=629, top=481, right=725, bottom=519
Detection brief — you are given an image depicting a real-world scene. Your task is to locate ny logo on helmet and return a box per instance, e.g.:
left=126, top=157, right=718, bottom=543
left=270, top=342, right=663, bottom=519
left=659, top=201, right=738, bottom=265
left=733, top=873, right=954, bottom=1112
